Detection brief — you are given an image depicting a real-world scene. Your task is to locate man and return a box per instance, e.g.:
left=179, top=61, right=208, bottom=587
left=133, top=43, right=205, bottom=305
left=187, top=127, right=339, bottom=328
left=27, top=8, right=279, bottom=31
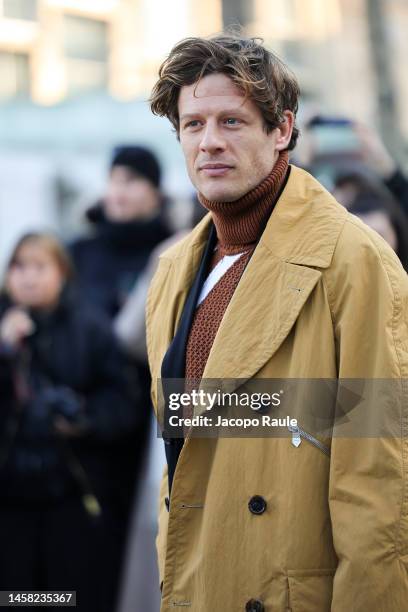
left=146, top=33, right=408, bottom=611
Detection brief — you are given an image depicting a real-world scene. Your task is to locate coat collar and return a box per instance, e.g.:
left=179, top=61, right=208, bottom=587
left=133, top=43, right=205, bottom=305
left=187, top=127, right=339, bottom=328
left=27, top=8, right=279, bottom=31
left=163, top=165, right=347, bottom=268
left=158, top=166, right=347, bottom=413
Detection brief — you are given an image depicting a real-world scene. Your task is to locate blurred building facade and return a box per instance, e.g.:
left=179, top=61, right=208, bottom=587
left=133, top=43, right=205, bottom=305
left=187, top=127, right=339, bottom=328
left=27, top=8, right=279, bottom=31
left=1, top=0, right=407, bottom=142
left=245, top=0, right=408, bottom=145
left=0, top=0, right=221, bottom=271
left=0, top=0, right=408, bottom=270
left=0, top=0, right=222, bottom=104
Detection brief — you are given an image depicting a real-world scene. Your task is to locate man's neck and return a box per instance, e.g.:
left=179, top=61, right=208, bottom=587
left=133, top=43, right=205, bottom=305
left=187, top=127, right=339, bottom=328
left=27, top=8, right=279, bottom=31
left=198, top=150, right=289, bottom=253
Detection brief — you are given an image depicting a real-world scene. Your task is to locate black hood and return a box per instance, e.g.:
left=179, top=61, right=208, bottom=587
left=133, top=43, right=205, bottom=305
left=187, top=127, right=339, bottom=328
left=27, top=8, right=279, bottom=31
left=85, top=201, right=171, bottom=250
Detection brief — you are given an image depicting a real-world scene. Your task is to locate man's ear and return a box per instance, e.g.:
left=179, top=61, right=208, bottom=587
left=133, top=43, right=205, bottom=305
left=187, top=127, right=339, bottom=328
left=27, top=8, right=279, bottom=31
left=275, top=110, right=294, bottom=151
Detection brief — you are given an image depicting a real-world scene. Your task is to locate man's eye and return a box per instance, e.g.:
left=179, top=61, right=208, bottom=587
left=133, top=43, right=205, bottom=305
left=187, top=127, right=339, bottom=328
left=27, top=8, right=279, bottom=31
left=224, top=118, right=240, bottom=125
left=185, top=120, right=201, bottom=128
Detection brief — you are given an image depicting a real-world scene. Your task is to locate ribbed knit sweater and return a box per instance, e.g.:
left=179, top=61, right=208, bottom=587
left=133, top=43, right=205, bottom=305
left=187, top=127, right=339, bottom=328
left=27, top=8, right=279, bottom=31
left=185, top=151, right=289, bottom=387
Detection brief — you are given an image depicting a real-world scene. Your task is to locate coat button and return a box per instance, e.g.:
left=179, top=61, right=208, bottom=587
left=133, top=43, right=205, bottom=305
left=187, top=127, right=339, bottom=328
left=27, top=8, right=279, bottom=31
left=248, top=495, right=267, bottom=515
left=165, top=497, right=170, bottom=512
left=245, top=599, right=265, bottom=612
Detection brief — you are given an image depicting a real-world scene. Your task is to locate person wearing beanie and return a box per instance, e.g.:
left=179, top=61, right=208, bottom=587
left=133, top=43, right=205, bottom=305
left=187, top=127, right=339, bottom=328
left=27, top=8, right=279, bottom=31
left=146, top=34, right=408, bottom=611
left=71, top=144, right=170, bottom=318
left=69, top=144, right=172, bottom=610
left=106, top=145, right=162, bottom=223
left=111, top=145, right=161, bottom=186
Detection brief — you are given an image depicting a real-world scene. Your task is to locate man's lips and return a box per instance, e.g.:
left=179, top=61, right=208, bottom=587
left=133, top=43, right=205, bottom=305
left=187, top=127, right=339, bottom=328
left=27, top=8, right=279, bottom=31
left=199, top=163, right=233, bottom=177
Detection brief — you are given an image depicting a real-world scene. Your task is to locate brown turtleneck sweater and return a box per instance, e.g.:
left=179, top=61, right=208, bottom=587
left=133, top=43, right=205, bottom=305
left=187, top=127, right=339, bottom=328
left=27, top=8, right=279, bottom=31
left=185, top=151, right=289, bottom=389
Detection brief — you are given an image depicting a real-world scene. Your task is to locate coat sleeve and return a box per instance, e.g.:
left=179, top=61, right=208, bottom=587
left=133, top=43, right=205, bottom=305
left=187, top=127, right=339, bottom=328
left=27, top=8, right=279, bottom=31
left=323, top=219, right=408, bottom=611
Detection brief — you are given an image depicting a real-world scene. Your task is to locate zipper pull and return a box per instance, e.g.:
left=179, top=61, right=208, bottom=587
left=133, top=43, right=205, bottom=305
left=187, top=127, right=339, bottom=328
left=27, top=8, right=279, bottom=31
left=288, top=425, right=301, bottom=448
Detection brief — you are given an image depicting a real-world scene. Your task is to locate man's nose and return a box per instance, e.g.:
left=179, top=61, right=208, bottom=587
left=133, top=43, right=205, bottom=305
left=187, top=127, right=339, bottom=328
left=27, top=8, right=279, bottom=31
left=199, top=122, right=226, bottom=154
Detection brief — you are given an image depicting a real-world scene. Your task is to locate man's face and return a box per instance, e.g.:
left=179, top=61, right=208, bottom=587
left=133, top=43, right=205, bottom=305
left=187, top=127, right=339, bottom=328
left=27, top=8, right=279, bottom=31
left=178, top=72, right=292, bottom=202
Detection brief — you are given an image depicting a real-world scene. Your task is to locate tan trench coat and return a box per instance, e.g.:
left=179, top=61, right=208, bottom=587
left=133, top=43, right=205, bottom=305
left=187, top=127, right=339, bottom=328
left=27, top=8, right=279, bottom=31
left=146, top=166, right=408, bottom=611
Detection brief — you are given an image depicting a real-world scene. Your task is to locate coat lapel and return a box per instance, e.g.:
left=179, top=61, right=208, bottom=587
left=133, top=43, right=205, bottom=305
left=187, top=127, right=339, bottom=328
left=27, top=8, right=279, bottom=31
left=161, top=225, right=217, bottom=381
left=194, top=243, right=322, bottom=414
left=193, top=165, right=347, bottom=414
left=153, top=166, right=347, bottom=418
left=152, top=216, right=213, bottom=368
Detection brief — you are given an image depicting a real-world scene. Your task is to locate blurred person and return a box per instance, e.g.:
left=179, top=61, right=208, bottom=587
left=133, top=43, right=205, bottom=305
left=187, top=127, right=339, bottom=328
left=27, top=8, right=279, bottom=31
left=70, top=145, right=172, bottom=318
left=332, top=171, right=375, bottom=209
left=0, top=233, right=139, bottom=612
left=337, top=179, right=408, bottom=270
left=302, top=116, right=408, bottom=215
left=297, top=114, right=365, bottom=189
left=353, top=122, right=408, bottom=216
left=69, top=145, right=174, bottom=593
left=146, top=32, right=408, bottom=611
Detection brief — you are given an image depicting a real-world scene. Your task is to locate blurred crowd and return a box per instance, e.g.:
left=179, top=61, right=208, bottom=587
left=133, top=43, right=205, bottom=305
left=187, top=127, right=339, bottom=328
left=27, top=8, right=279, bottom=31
left=0, top=118, right=407, bottom=612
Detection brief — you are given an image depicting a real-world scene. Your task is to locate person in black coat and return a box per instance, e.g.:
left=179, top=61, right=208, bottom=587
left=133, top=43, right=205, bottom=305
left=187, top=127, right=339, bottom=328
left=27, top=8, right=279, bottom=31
left=69, top=146, right=173, bottom=581
left=0, top=232, right=139, bottom=612
left=70, top=145, right=172, bottom=318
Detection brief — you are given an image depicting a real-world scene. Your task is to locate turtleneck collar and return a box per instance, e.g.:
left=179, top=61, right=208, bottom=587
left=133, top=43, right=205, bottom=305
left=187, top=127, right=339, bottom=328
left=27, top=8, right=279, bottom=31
left=198, top=151, right=289, bottom=253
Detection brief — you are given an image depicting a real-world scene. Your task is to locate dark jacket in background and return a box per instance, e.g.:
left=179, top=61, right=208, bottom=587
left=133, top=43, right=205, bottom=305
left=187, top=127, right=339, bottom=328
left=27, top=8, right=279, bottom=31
left=0, top=289, right=139, bottom=612
left=70, top=203, right=171, bottom=318
left=0, top=289, right=139, bottom=504
left=69, top=203, right=172, bottom=507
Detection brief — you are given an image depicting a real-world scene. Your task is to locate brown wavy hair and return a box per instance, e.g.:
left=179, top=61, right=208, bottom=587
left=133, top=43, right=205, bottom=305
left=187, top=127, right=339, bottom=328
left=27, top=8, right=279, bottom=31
left=150, top=32, right=300, bottom=151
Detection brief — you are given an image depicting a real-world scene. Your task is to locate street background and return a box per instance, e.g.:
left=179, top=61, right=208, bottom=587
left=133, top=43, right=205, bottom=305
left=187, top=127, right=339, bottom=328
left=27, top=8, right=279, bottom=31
left=1, top=0, right=408, bottom=268
left=1, top=2, right=407, bottom=611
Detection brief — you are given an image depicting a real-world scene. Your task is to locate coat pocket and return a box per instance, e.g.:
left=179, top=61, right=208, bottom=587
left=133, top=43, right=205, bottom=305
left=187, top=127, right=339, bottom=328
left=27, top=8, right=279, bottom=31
left=288, top=424, right=331, bottom=457
left=287, top=568, right=335, bottom=612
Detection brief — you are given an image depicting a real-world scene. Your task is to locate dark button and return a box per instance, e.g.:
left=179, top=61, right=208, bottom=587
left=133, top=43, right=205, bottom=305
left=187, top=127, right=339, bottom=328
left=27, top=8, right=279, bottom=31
left=165, top=497, right=170, bottom=512
left=245, top=599, right=265, bottom=612
left=248, top=495, right=267, bottom=515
